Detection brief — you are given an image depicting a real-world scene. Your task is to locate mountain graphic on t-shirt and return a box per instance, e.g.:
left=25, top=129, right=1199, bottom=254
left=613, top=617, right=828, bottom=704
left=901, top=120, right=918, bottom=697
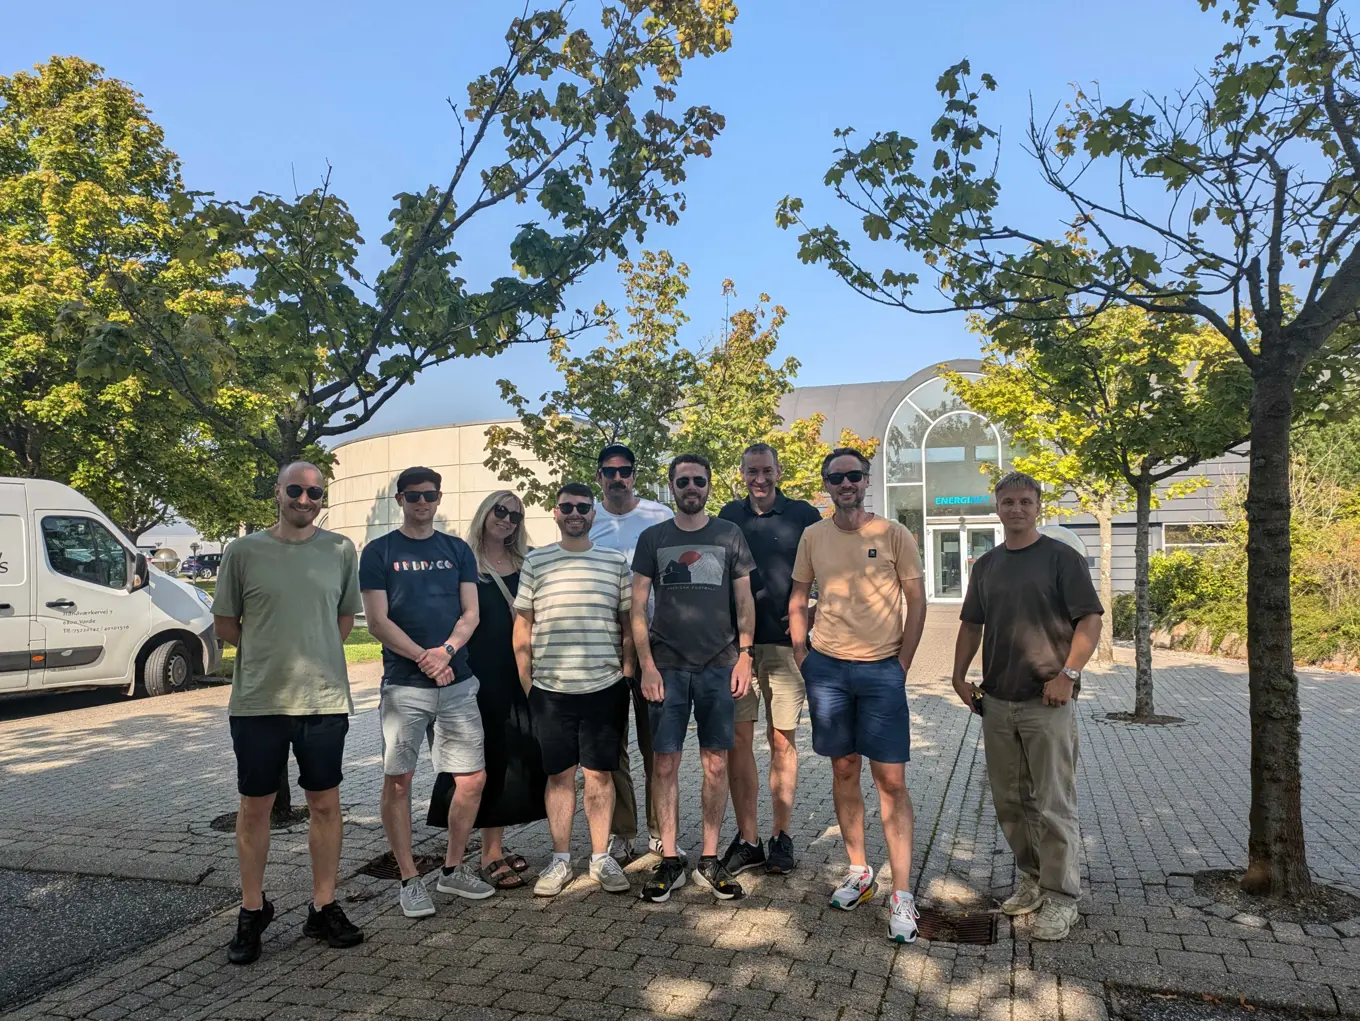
left=659, top=547, right=724, bottom=588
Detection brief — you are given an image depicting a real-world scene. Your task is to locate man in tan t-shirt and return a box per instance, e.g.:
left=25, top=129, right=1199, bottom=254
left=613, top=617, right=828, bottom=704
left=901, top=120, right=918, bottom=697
left=789, top=448, right=927, bottom=944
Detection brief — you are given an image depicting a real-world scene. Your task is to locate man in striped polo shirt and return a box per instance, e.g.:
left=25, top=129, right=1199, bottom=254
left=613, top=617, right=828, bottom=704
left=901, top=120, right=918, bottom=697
left=513, top=482, right=635, bottom=897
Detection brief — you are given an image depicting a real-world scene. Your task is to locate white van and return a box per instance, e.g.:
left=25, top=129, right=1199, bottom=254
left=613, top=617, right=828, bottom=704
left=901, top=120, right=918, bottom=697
left=0, top=478, right=222, bottom=697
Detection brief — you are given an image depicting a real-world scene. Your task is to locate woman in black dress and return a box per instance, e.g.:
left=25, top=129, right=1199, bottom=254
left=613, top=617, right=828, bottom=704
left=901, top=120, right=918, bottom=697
left=465, top=490, right=546, bottom=888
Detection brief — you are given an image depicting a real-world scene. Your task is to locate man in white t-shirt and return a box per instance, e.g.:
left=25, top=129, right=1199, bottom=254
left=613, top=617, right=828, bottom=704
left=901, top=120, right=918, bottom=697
left=588, top=443, right=674, bottom=861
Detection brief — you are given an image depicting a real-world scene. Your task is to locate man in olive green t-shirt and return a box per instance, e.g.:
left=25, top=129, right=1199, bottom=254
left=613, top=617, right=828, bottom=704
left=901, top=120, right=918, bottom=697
left=212, top=461, right=364, bottom=965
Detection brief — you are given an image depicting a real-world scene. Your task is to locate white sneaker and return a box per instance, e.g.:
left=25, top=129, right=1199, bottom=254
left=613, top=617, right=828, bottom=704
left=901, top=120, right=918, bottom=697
left=1031, top=899, right=1079, bottom=941
left=1001, top=872, right=1044, bottom=916
left=590, top=855, right=632, bottom=894
left=398, top=878, right=436, bottom=918
left=607, top=834, right=633, bottom=862
left=535, top=857, right=574, bottom=897
left=888, top=891, right=919, bottom=943
left=647, top=837, right=688, bottom=864
left=829, top=866, right=875, bottom=910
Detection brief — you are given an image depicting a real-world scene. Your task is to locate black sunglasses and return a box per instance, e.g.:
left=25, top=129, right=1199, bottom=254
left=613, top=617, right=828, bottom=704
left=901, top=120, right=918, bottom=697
left=824, top=470, right=868, bottom=485
left=600, top=465, right=635, bottom=479
left=399, top=490, right=441, bottom=503
left=285, top=484, right=325, bottom=500
left=491, top=504, right=524, bottom=524
left=557, top=502, right=593, bottom=516
left=674, top=476, right=709, bottom=489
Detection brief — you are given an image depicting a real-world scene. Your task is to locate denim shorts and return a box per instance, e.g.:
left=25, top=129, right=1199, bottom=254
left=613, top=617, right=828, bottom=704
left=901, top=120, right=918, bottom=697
left=379, top=678, right=485, bottom=776
left=800, top=649, right=911, bottom=763
left=648, top=666, right=736, bottom=753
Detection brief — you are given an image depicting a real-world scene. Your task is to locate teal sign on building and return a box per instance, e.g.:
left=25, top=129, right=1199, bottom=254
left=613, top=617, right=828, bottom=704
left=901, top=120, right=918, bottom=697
left=933, top=495, right=991, bottom=506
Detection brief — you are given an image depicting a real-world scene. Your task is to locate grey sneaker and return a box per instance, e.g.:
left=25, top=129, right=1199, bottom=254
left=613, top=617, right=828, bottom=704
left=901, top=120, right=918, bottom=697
left=590, top=855, right=631, bottom=894
left=1001, top=873, right=1044, bottom=916
left=535, top=857, right=574, bottom=897
left=399, top=878, right=436, bottom=918
left=607, top=834, right=633, bottom=862
left=1031, top=899, right=1080, bottom=941
left=435, top=863, right=495, bottom=900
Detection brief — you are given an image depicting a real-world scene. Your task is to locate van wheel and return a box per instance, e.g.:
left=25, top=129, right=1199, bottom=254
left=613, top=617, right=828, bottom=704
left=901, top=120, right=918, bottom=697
left=143, top=640, right=192, bottom=697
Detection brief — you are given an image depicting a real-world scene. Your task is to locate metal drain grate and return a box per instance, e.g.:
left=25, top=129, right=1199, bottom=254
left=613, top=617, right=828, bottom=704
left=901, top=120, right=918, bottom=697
left=916, top=907, right=998, bottom=944
left=357, top=851, right=446, bottom=880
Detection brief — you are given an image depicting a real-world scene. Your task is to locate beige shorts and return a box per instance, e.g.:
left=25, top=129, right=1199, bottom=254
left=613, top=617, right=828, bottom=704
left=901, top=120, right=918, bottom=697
left=734, top=644, right=806, bottom=732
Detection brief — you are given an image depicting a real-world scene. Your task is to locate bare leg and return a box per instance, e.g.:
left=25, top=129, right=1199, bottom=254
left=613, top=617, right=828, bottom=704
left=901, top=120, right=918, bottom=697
left=582, top=768, right=616, bottom=855
left=236, top=793, right=274, bottom=910
left=305, top=786, right=343, bottom=907
left=729, top=721, right=759, bottom=844
left=768, top=726, right=799, bottom=837
left=830, top=753, right=867, bottom=865
left=871, top=760, right=915, bottom=893
left=545, top=768, right=576, bottom=854
left=481, top=826, right=504, bottom=869
left=379, top=771, right=418, bottom=880
left=652, top=751, right=682, bottom=857
left=444, top=770, right=486, bottom=868
left=699, top=748, right=730, bottom=858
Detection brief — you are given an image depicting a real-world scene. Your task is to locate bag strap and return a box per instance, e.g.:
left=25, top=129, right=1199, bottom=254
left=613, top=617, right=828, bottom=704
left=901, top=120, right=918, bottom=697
left=488, top=569, right=516, bottom=611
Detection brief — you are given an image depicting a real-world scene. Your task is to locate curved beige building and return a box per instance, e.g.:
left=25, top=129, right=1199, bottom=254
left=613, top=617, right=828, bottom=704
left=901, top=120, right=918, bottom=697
left=326, top=420, right=554, bottom=550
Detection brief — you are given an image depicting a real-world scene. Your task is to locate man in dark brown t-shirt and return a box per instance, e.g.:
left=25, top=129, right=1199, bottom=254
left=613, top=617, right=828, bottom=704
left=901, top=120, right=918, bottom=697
left=952, top=472, right=1102, bottom=943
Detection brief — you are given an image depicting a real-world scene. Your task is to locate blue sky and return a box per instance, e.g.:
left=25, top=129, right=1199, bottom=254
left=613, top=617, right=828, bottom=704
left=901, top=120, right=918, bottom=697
left=5, top=0, right=1224, bottom=441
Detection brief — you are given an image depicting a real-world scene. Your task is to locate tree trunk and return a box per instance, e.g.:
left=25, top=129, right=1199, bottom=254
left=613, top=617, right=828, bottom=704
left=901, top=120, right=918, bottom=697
left=1096, top=495, right=1115, bottom=666
left=1241, top=365, right=1311, bottom=897
left=1133, top=480, right=1154, bottom=718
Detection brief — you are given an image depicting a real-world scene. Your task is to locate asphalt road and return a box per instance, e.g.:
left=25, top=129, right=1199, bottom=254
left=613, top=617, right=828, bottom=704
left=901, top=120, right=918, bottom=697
left=0, top=868, right=236, bottom=1012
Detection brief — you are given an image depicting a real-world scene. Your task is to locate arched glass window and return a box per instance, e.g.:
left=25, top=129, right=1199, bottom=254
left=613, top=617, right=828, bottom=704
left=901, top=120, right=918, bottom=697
left=924, top=412, right=1004, bottom=516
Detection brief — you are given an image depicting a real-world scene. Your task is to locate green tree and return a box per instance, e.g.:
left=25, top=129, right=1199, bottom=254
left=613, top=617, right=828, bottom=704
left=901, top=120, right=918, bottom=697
left=943, top=305, right=1252, bottom=713
left=485, top=250, right=696, bottom=505
left=89, top=1, right=737, bottom=474
left=764, top=416, right=881, bottom=508
left=777, top=0, right=1360, bottom=896
left=0, top=57, right=246, bottom=540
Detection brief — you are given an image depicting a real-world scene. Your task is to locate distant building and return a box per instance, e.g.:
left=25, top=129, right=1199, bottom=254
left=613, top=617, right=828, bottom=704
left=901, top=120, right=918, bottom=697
left=325, top=360, right=1245, bottom=602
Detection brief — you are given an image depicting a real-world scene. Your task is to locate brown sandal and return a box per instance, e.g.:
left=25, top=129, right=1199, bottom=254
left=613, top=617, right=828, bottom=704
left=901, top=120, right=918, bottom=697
left=483, top=858, right=527, bottom=889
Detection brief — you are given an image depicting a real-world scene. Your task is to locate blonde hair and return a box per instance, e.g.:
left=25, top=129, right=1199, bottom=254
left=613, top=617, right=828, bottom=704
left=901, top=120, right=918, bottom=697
left=468, top=490, right=530, bottom=577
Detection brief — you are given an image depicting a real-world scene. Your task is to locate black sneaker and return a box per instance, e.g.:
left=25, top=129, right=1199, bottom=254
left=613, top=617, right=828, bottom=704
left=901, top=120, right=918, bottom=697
left=639, top=856, right=688, bottom=903
left=227, top=897, right=274, bottom=965
left=303, top=901, right=364, bottom=949
left=766, top=831, right=796, bottom=874
left=693, top=856, right=744, bottom=900
left=719, top=835, right=768, bottom=876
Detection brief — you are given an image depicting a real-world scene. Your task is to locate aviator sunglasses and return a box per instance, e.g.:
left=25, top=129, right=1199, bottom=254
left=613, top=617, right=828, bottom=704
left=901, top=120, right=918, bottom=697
left=399, top=489, right=441, bottom=503
left=491, top=504, right=524, bottom=524
left=557, top=502, right=593, bottom=516
left=285, top=484, right=325, bottom=500
left=600, top=465, right=635, bottom=479
left=824, top=470, right=867, bottom=485
left=673, top=475, right=708, bottom=489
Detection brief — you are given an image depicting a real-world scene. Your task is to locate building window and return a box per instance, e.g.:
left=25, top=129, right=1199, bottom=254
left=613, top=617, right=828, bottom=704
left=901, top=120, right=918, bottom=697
left=886, top=485, right=925, bottom=549
left=1163, top=523, right=1230, bottom=548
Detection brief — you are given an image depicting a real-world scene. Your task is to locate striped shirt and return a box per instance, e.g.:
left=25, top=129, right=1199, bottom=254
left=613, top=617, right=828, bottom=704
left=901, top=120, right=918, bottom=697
left=514, top=543, right=632, bottom=694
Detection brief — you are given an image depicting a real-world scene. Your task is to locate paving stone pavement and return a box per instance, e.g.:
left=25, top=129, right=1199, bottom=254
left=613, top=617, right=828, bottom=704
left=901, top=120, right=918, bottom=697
left=5, top=608, right=1360, bottom=1019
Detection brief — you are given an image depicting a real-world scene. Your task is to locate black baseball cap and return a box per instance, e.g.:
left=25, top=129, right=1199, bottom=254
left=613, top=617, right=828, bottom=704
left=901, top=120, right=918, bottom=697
left=597, top=444, right=636, bottom=468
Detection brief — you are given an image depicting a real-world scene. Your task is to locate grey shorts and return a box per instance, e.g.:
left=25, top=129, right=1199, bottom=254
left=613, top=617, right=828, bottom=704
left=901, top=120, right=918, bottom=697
left=379, top=679, right=485, bottom=776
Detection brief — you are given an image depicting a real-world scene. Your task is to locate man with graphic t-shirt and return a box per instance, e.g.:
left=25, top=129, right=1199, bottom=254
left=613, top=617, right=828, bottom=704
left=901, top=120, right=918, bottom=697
left=589, top=443, right=675, bottom=862
left=631, top=453, right=756, bottom=903
left=360, top=466, right=492, bottom=918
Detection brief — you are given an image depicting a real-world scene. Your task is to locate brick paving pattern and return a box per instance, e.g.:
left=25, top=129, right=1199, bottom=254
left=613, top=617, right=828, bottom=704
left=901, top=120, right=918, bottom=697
left=4, top=608, right=1360, bottom=1019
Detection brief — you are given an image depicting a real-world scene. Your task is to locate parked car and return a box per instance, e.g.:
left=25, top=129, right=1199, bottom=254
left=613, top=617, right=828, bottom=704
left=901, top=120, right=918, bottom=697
left=180, top=552, right=222, bottom=579
left=0, top=478, right=222, bottom=697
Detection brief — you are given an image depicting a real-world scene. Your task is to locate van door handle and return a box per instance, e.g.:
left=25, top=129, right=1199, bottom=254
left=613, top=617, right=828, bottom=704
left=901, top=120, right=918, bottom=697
left=0, top=603, right=10, bottom=610
left=46, top=599, right=75, bottom=609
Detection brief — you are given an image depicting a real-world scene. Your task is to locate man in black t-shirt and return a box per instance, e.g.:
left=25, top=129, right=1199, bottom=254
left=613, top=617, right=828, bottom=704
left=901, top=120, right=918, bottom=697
left=717, top=443, right=822, bottom=876
left=951, top=472, right=1103, bottom=943
left=359, top=466, right=492, bottom=916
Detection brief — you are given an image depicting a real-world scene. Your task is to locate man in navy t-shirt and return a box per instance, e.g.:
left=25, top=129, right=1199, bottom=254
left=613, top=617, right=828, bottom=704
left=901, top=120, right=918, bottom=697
left=359, top=466, right=492, bottom=915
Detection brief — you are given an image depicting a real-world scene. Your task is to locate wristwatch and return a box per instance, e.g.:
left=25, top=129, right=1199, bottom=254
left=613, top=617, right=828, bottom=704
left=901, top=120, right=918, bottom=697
left=1061, top=667, right=1081, bottom=682
left=443, top=643, right=456, bottom=661
left=739, top=645, right=755, bottom=656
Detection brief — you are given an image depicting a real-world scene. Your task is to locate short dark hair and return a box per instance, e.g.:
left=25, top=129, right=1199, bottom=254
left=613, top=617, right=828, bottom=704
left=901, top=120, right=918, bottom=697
left=668, top=452, right=711, bottom=480
left=396, top=466, right=441, bottom=493
left=821, top=447, right=870, bottom=476
left=597, top=444, right=636, bottom=468
left=556, top=481, right=594, bottom=502
left=994, top=471, right=1042, bottom=500
left=741, top=442, right=779, bottom=467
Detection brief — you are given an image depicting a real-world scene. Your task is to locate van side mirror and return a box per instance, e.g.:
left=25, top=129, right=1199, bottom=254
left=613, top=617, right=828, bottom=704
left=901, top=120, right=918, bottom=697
left=129, top=552, right=150, bottom=593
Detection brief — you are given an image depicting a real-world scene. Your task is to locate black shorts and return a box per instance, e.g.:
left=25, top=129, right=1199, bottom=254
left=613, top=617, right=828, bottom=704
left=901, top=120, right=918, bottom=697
left=229, top=714, right=349, bottom=797
left=529, top=681, right=629, bottom=775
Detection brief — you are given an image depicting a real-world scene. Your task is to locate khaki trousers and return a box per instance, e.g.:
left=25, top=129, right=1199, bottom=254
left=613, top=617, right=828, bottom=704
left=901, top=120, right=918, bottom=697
left=610, top=680, right=659, bottom=841
left=980, top=695, right=1082, bottom=905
